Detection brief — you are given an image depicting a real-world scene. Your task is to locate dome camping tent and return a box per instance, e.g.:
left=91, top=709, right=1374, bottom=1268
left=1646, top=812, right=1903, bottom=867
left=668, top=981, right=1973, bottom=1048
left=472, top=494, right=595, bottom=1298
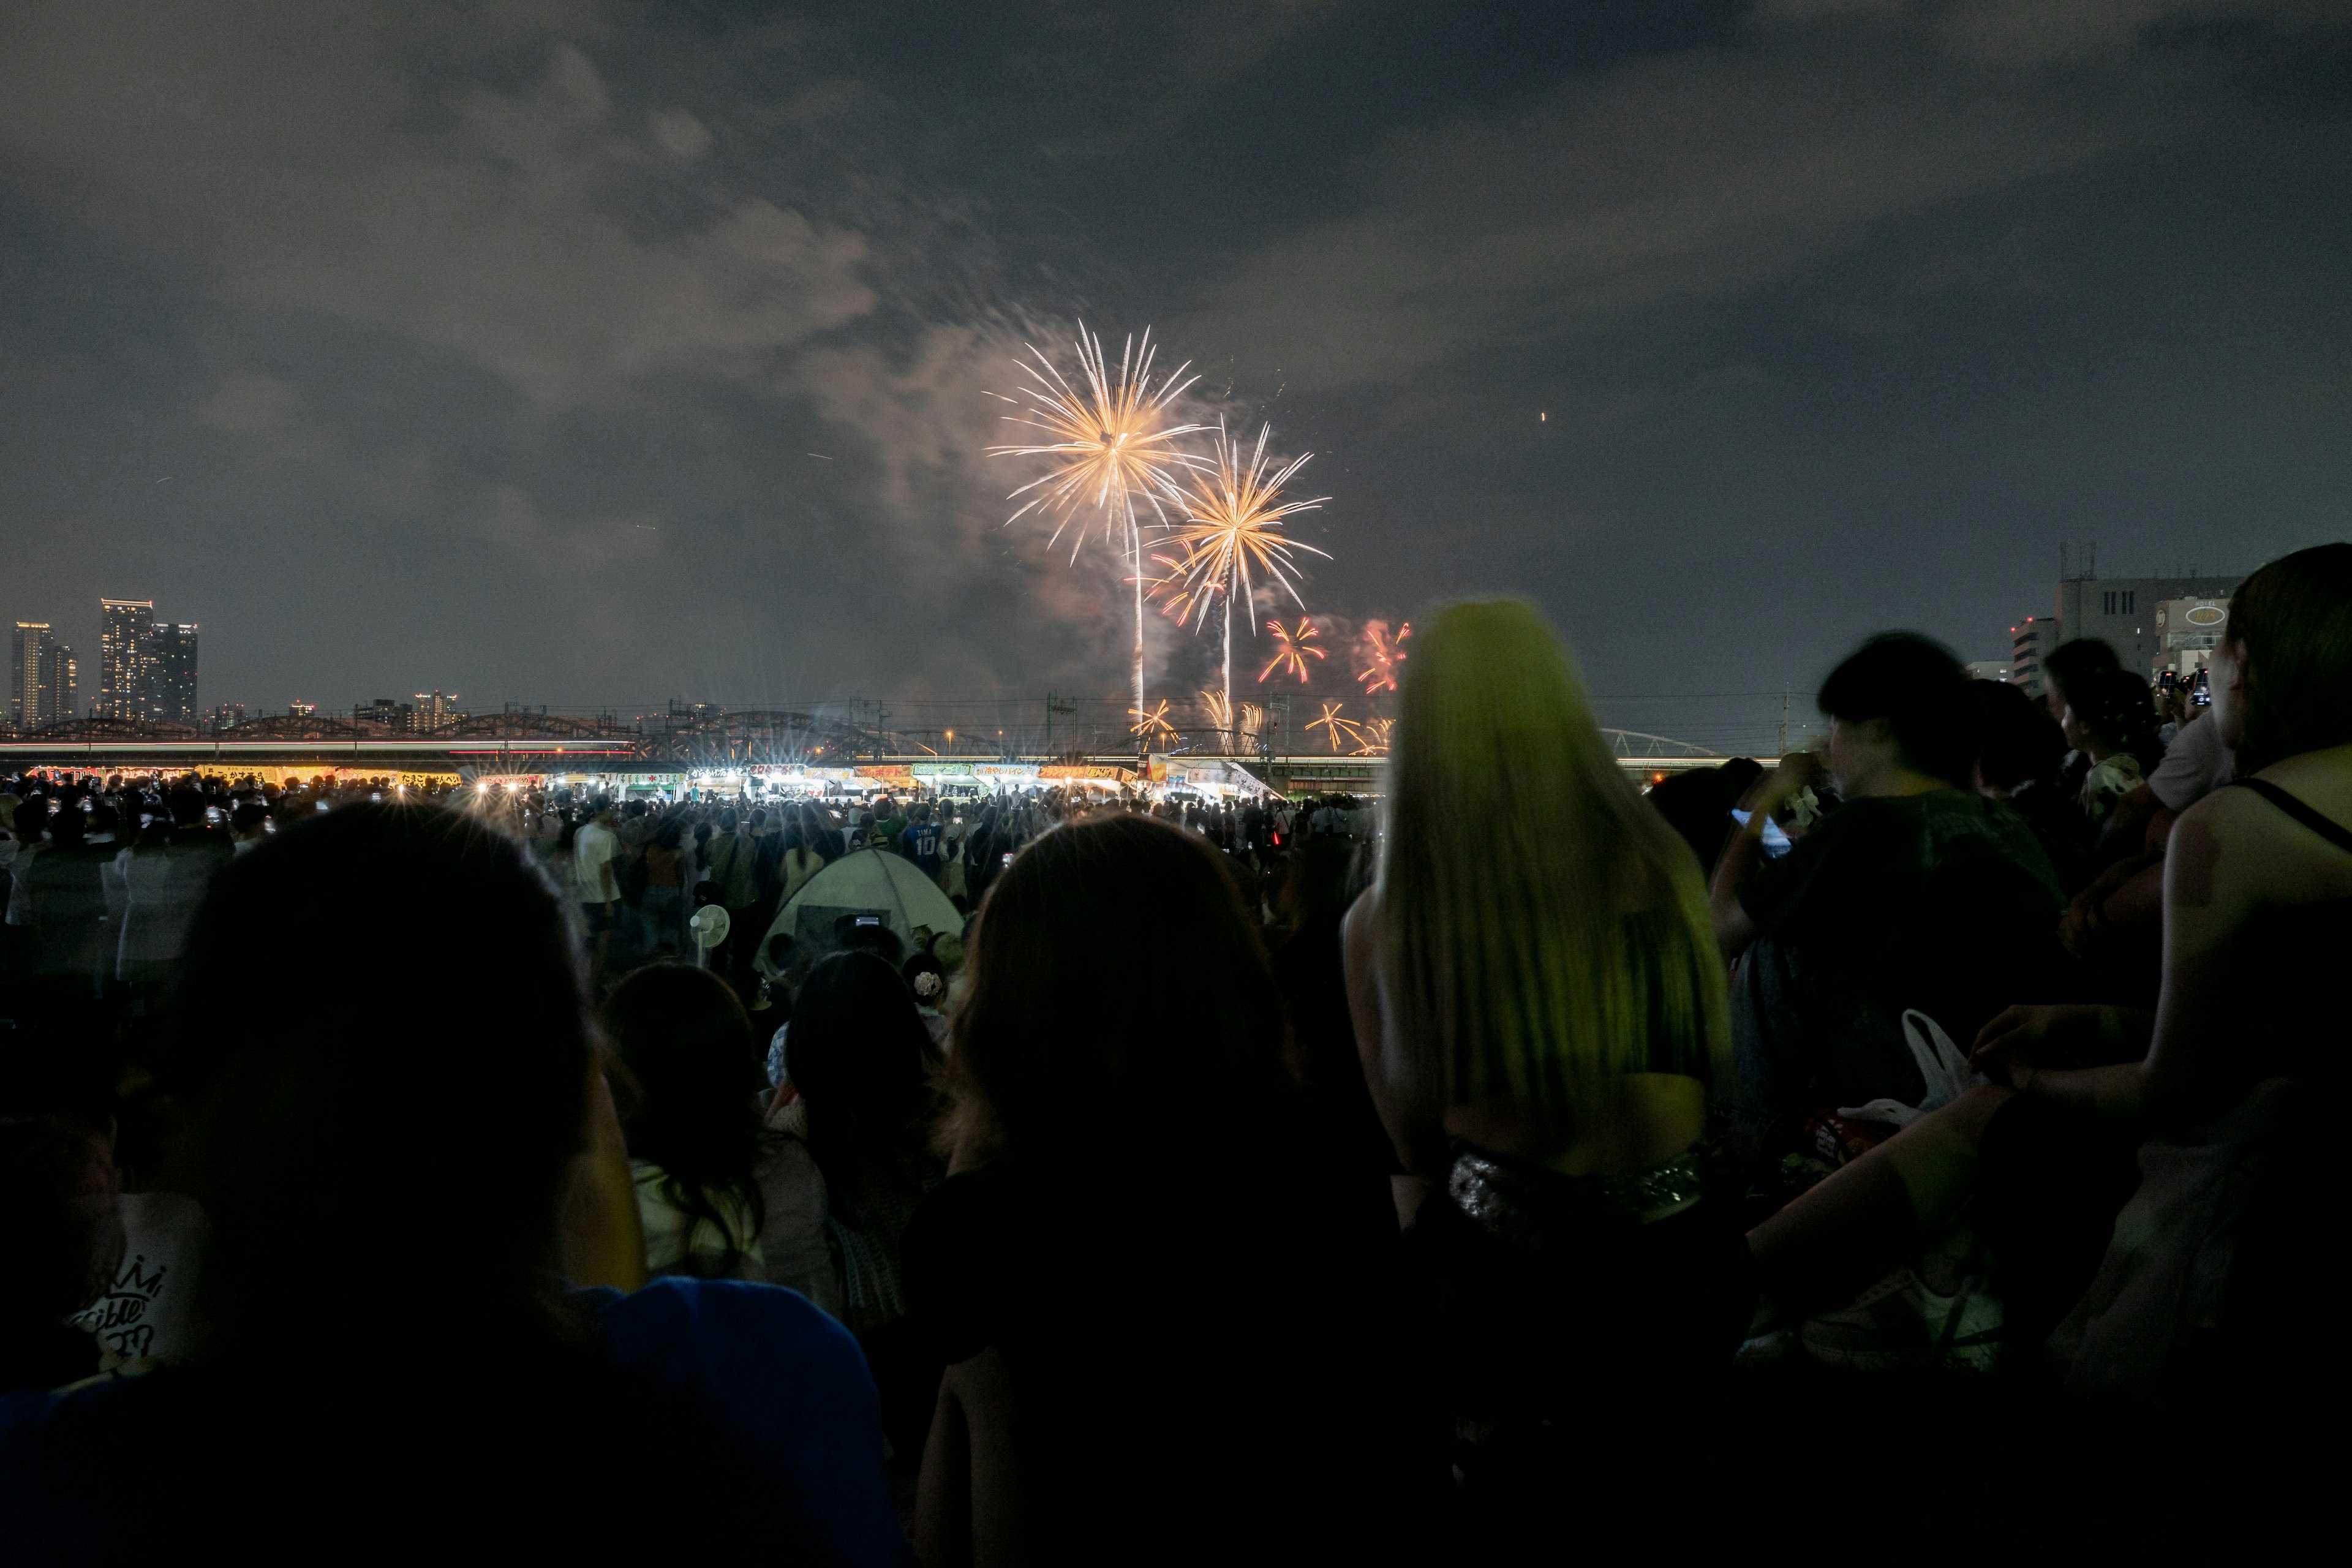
left=753, top=848, right=962, bottom=976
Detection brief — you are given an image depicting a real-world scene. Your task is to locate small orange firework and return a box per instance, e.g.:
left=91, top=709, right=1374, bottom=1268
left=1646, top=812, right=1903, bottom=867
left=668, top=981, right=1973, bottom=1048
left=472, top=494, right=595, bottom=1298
left=1351, top=717, right=1395, bottom=756
left=1129, top=700, right=1176, bottom=741
left=1357, top=619, right=1412, bottom=695
left=1306, top=701, right=1362, bottom=753
left=1257, top=617, right=1326, bottom=685
left=1140, top=552, right=1201, bottom=623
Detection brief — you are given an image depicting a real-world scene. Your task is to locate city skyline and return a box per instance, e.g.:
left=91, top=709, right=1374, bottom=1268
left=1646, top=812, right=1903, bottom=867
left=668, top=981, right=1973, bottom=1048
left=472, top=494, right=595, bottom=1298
left=2, top=4, right=2345, bottom=728
left=0, top=549, right=2247, bottom=757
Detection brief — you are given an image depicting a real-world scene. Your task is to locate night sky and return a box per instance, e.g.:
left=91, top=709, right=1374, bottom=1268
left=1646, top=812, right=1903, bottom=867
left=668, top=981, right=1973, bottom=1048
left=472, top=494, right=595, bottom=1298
left=3, top=2, right=2347, bottom=750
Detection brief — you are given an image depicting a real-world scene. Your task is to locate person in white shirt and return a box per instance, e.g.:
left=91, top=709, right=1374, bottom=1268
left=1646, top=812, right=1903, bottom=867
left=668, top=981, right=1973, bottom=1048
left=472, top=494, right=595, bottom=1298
left=574, top=801, right=621, bottom=976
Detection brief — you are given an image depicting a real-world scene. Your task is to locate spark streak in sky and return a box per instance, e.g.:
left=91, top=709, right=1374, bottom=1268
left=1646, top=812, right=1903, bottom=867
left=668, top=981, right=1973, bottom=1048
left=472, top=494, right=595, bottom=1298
left=987, top=326, right=1206, bottom=718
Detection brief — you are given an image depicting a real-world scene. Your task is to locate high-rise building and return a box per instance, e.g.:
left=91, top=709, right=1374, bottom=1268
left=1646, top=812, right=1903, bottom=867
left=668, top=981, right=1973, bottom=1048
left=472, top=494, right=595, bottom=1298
left=414, top=690, right=466, bottom=732
left=11, top=622, right=51, bottom=729
left=39, top=644, right=78, bottom=723
left=148, top=622, right=199, bottom=725
left=98, top=598, right=154, bottom=720
left=207, top=701, right=246, bottom=731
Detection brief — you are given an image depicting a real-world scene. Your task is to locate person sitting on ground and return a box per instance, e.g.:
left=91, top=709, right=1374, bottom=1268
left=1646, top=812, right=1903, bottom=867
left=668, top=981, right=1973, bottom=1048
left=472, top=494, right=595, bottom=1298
left=769, top=952, right=944, bottom=1470
left=1343, top=601, right=1750, bottom=1515
left=1712, top=633, right=2067, bottom=1155
left=604, top=963, right=771, bottom=1282
left=1750, top=543, right=2352, bottom=1389
left=911, top=811, right=1433, bottom=1564
left=0, top=804, right=908, bottom=1562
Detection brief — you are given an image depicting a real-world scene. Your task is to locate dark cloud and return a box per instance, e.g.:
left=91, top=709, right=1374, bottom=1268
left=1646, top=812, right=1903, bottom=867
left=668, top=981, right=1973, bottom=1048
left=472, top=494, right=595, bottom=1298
left=0, top=0, right=2345, bottom=748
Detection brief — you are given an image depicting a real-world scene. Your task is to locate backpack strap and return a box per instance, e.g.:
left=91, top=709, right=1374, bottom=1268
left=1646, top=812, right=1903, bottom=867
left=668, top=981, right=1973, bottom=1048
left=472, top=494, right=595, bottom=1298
left=2229, top=777, right=2352, bottom=857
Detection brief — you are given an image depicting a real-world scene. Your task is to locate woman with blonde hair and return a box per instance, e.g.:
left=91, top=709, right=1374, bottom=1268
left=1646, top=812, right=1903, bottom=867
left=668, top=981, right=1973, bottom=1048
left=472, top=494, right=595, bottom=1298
left=1343, top=600, right=1752, bottom=1493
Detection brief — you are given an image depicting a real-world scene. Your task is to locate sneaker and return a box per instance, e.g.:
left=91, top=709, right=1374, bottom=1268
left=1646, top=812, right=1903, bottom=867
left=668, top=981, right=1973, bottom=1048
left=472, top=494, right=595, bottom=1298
left=1801, top=1268, right=2005, bottom=1373
left=1735, top=1294, right=1796, bottom=1368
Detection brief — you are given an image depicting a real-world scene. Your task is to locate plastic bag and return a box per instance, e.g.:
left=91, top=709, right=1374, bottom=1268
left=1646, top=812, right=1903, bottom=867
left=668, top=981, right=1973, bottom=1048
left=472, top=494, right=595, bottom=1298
left=1836, top=1009, right=1985, bottom=1129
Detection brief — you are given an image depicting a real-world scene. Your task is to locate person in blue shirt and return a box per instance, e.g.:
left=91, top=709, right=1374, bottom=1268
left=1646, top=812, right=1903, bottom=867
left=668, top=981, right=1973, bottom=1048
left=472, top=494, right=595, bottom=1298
left=0, top=804, right=910, bottom=1566
left=900, top=802, right=943, bottom=879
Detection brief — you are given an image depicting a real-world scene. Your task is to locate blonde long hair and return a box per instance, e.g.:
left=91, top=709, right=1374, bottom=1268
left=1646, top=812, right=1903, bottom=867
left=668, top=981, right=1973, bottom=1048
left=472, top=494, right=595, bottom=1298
left=1381, top=601, right=1728, bottom=1136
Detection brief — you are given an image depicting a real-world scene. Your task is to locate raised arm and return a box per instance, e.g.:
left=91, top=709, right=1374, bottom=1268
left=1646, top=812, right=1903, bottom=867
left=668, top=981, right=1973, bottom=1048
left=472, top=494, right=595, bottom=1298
left=1709, top=754, right=1817, bottom=960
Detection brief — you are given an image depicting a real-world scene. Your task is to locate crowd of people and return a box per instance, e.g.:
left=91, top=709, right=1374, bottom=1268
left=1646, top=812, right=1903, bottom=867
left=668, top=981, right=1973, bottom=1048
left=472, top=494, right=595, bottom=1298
left=1, top=542, right=2344, bottom=1560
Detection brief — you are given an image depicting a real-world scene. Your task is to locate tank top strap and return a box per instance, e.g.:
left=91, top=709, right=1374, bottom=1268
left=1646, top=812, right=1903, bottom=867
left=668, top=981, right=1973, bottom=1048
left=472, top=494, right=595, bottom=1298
left=2228, top=777, right=2352, bottom=858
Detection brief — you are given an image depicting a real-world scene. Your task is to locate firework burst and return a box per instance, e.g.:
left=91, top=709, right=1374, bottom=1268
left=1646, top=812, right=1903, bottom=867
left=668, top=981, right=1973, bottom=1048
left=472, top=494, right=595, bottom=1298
left=1129, top=699, right=1176, bottom=743
left=1307, top=701, right=1362, bottom=754
left=988, top=325, right=1207, bottom=717
left=1357, top=619, right=1412, bottom=695
left=1257, top=617, right=1325, bottom=685
left=1167, top=420, right=1330, bottom=718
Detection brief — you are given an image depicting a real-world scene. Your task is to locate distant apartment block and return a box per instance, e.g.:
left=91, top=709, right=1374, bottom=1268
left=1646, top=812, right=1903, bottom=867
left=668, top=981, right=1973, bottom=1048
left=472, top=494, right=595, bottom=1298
left=148, top=621, right=199, bottom=725
left=97, top=598, right=153, bottom=719
left=40, top=644, right=78, bottom=724
left=12, top=622, right=52, bottom=728
left=415, top=690, right=466, bottom=732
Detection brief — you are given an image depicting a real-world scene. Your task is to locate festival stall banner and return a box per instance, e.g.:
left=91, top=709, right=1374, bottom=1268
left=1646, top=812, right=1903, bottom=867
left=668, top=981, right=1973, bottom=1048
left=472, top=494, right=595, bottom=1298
left=1038, top=764, right=1133, bottom=782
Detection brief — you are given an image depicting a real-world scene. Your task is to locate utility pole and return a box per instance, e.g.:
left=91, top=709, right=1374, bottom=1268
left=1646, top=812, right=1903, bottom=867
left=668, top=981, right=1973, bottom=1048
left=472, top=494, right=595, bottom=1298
left=1778, top=687, right=1789, bottom=756
left=1044, top=691, right=1076, bottom=760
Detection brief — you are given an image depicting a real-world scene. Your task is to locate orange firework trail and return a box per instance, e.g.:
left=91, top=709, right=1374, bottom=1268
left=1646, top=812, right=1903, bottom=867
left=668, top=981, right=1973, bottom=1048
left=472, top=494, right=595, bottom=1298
left=1357, top=619, right=1412, bottom=695
left=1257, top=617, right=1325, bottom=685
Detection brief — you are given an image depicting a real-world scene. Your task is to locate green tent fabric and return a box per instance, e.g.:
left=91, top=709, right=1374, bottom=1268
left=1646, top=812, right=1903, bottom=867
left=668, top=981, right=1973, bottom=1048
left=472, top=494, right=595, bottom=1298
left=754, top=848, right=962, bottom=975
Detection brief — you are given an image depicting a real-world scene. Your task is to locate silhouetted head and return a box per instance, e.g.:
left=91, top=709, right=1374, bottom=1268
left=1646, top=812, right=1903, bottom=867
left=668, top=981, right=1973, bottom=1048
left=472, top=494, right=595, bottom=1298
left=168, top=804, right=590, bottom=1362
left=954, top=813, right=1292, bottom=1159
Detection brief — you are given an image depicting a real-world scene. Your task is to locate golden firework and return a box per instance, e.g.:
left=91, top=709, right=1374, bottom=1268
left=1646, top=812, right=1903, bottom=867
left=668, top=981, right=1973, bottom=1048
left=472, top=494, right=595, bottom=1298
left=1129, top=699, right=1176, bottom=742
left=1351, top=717, right=1395, bottom=756
left=1200, top=688, right=1234, bottom=734
left=1257, top=617, right=1325, bottom=685
left=988, top=326, right=1207, bottom=718
left=1168, top=421, right=1329, bottom=718
left=1307, top=701, right=1362, bottom=754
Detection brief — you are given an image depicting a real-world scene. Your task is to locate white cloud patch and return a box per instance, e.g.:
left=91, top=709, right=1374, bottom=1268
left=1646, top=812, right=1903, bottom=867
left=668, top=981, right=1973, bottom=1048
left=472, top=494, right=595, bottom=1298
left=0, top=18, right=873, bottom=410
